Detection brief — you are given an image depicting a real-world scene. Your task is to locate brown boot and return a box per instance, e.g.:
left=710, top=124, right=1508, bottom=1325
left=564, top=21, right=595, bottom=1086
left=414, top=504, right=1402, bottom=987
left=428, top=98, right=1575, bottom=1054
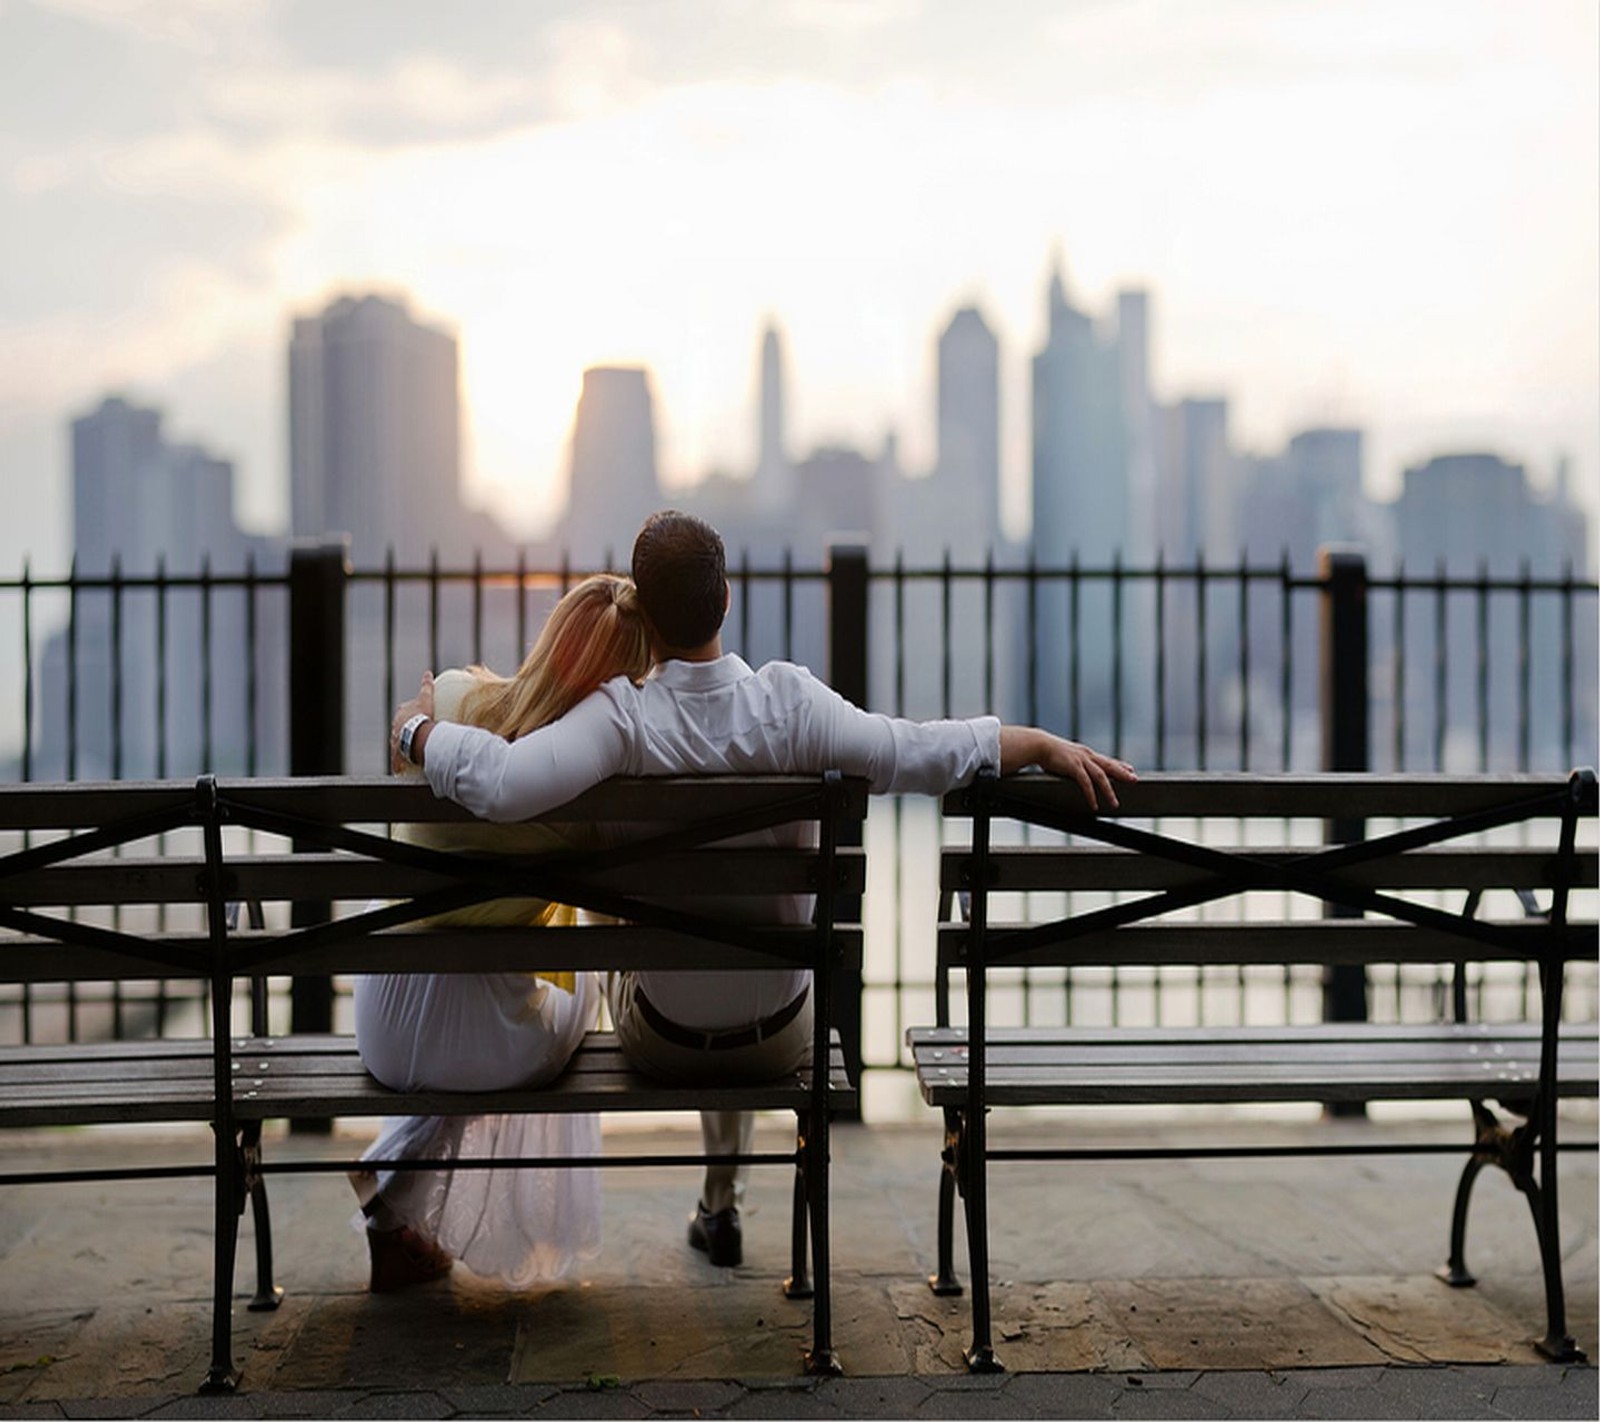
left=367, top=1225, right=454, bottom=1293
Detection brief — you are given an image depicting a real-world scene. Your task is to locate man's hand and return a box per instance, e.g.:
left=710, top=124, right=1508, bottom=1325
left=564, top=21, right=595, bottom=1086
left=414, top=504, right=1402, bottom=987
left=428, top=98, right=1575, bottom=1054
left=389, top=672, right=436, bottom=774
left=998, top=726, right=1137, bottom=810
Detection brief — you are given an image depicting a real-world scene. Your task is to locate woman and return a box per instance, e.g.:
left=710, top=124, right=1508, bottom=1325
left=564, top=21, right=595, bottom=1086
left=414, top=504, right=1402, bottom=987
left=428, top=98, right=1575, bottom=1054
left=352, top=574, right=651, bottom=1292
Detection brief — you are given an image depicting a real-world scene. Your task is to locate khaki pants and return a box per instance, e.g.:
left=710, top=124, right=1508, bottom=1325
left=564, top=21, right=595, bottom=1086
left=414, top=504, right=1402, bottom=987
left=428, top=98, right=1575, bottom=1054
left=606, top=973, right=813, bottom=1214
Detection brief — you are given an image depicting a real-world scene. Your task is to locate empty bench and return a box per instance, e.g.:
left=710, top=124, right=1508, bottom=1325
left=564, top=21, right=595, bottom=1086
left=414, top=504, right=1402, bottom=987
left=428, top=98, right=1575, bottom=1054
left=909, top=769, right=1598, bottom=1371
left=0, top=771, right=864, bottom=1390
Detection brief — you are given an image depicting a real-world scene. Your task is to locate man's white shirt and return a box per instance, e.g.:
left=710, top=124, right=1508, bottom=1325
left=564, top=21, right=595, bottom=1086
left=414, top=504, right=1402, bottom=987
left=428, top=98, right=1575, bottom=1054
left=423, top=654, right=1001, bottom=1030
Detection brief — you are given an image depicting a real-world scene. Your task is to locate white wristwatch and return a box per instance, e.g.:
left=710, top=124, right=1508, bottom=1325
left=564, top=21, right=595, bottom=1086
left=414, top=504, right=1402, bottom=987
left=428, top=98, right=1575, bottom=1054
left=397, top=713, right=431, bottom=765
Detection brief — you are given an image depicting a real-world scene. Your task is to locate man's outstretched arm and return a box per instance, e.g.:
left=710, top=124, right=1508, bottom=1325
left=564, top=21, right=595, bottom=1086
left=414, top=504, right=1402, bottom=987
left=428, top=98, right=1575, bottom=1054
left=998, top=727, right=1138, bottom=810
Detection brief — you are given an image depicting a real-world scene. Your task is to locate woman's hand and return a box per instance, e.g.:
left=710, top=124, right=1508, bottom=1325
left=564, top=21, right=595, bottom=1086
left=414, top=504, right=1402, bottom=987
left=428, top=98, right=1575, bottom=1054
left=390, top=672, right=436, bottom=774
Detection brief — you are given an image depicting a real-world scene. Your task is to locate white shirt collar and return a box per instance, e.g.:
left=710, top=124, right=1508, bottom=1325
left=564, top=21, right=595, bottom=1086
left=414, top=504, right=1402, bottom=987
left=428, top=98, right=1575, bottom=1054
left=646, top=653, right=754, bottom=691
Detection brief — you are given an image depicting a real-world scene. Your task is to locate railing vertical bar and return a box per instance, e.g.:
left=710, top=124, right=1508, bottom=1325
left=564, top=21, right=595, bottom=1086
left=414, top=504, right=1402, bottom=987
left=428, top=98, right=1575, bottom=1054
left=201, top=555, right=214, bottom=772
left=1111, top=550, right=1124, bottom=761
left=66, top=556, right=79, bottom=783
left=471, top=549, right=484, bottom=666
left=1279, top=551, right=1292, bottom=773
left=1476, top=558, right=1490, bottom=772
left=1434, top=558, right=1448, bottom=771
left=1279, top=550, right=1292, bottom=1017
left=109, top=557, right=124, bottom=1035
left=427, top=548, right=440, bottom=674
left=1026, top=548, right=1039, bottom=725
left=1068, top=552, right=1081, bottom=740
left=383, top=548, right=396, bottom=776
left=941, top=548, right=953, bottom=719
left=20, top=561, right=33, bottom=1041
left=1155, top=550, right=1167, bottom=770
left=1196, top=551, right=1209, bottom=771
left=110, top=557, right=123, bottom=781
left=738, top=548, right=751, bottom=657
left=982, top=548, right=996, bottom=714
left=1238, top=552, right=1251, bottom=772
left=1561, top=559, right=1575, bottom=769
left=783, top=547, right=794, bottom=664
left=894, top=551, right=907, bottom=1065
left=515, top=549, right=528, bottom=663
left=1393, top=558, right=1406, bottom=772
left=149, top=556, right=174, bottom=1038
left=245, top=552, right=259, bottom=777
left=1517, top=559, right=1532, bottom=771
left=21, top=560, right=34, bottom=784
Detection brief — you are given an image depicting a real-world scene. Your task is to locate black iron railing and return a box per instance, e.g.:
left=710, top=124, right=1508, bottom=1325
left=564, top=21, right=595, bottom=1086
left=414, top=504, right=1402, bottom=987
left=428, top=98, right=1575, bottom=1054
left=3, top=545, right=1596, bottom=1093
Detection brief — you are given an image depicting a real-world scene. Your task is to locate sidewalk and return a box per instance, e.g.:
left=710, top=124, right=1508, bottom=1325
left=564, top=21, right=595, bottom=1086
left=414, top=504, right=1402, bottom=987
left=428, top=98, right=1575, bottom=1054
left=1, top=1114, right=1594, bottom=1417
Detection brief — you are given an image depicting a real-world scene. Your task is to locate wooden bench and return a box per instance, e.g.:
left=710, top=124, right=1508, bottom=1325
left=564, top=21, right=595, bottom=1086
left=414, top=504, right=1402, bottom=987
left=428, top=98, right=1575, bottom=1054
left=908, top=770, right=1599, bottom=1371
left=0, top=772, right=865, bottom=1390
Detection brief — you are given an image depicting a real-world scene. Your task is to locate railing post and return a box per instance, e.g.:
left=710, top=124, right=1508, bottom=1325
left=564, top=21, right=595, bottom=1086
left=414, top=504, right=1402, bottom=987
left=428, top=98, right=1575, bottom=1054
left=826, top=537, right=868, bottom=1116
left=288, top=537, right=349, bottom=1131
left=1319, top=545, right=1369, bottom=1116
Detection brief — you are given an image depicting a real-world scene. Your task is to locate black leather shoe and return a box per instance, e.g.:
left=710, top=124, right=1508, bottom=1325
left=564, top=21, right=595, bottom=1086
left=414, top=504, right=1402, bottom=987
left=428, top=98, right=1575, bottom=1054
left=687, top=1202, right=742, bottom=1267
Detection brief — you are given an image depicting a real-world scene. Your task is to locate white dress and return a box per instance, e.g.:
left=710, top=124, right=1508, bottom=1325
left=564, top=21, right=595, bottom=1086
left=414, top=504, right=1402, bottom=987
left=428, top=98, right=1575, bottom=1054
left=352, top=670, right=602, bottom=1286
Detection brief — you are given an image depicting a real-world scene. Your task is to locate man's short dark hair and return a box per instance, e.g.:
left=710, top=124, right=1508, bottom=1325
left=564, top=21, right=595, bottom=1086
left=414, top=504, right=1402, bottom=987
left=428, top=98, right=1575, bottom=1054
left=631, top=510, right=728, bottom=651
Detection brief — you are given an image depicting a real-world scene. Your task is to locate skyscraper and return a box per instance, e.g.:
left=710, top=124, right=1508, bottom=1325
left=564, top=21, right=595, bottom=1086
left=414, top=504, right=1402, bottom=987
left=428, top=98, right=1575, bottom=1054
left=1030, top=256, right=1128, bottom=738
left=934, top=305, right=1001, bottom=556
left=37, top=396, right=281, bottom=779
left=564, top=366, right=661, bottom=561
left=753, top=322, right=793, bottom=516
left=289, top=293, right=462, bottom=563
left=1031, top=259, right=1128, bottom=567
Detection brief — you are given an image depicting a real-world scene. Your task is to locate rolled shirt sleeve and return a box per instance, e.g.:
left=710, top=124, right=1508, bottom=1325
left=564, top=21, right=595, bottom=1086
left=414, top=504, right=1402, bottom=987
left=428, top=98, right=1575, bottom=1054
left=423, top=689, right=632, bottom=821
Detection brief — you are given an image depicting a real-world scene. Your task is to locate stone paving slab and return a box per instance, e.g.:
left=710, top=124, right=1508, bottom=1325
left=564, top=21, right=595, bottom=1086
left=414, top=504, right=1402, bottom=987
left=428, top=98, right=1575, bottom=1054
left=1, top=1116, right=1593, bottom=1414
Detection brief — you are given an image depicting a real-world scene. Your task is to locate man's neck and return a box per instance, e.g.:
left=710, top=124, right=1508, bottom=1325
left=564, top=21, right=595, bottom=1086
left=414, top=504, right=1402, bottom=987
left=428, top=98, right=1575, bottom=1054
left=656, top=634, right=724, bottom=665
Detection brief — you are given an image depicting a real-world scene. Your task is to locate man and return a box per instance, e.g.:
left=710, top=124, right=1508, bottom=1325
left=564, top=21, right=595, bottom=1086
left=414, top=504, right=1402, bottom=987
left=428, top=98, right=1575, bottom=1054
left=391, top=510, right=1136, bottom=1267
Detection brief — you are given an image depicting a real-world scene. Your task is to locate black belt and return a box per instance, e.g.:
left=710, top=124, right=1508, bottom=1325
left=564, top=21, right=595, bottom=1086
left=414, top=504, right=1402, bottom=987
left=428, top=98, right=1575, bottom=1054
left=633, top=985, right=809, bottom=1052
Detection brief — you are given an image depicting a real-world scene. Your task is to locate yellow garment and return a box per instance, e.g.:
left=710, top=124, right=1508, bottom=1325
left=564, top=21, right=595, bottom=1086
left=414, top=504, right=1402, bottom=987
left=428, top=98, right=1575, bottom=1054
left=397, top=669, right=577, bottom=994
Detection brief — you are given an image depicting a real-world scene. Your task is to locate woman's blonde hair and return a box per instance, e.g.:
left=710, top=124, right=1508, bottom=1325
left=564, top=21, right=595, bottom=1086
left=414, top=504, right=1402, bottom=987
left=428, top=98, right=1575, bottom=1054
left=458, top=574, right=650, bottom=740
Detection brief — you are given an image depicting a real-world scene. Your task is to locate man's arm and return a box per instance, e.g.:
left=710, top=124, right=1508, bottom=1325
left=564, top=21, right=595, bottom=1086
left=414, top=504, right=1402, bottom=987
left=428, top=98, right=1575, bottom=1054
left=389, top=673, right=631, bottom=821
left=998, top=726, right=1137, bottom=810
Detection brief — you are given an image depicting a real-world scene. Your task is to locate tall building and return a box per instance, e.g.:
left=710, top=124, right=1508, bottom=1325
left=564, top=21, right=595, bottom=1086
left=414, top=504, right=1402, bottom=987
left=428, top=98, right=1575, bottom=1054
left=1159, top=398, right=1232, bottom=559
left=289, top=293, right=463, bottom=563
left=1392, top=453, right=1593, bottom=767
left=1030, top=257, right=1128, bottom=738
left=563, top=366, right=661, bottom=563
left=36, top=396, right=284, bottom=780
left=933, top=305, right=1001, bottom=556
left=753, top=322, right=793, bottom=516
left=1115, top=290, right=1158, bottom=563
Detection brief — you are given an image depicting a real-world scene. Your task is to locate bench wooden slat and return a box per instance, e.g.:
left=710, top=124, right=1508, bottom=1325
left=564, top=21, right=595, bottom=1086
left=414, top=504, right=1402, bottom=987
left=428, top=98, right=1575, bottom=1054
left=4, top=848, right=867, bottom=906
left=941, top=844, right=1599, bottom=893
left=237, top=924, right=864, bottom=978
left=0, top=781, right=200, bottom=831
left=907, top=1021, right=1583, bottom=1046
left=944, top=771, right=1586, bottom=822
left=910, top=1039, right=1586, bottom=1069
left=0, top=923, right=864, bottom=982
left=937, top=919, right=1598, bottom=968
left=214, top=774, right=870, bottom=825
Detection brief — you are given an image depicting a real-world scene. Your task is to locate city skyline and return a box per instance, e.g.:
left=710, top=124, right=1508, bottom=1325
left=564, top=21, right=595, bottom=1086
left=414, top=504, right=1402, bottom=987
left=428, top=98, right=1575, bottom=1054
left=1, top=0, right=1595, bottom=577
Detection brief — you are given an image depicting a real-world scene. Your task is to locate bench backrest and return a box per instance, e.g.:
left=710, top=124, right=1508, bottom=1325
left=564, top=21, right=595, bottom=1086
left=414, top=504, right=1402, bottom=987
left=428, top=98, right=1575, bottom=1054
left=0, top=772, right=868, bottom=993
left=936, top=770, right=1599, bottom=1029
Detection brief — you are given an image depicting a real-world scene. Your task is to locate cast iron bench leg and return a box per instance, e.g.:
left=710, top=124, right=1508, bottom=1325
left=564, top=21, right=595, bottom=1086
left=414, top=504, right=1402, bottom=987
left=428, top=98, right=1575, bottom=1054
left=929, top=1107, right=964, bottom=1296
left=243, top=1121, right=285, bottom=1313
left=783, top=1112, right=813, bottom=1300
left=800, top=1110, right=842, bottom=1376
left=960, top=1109, right=1002, bottom=1373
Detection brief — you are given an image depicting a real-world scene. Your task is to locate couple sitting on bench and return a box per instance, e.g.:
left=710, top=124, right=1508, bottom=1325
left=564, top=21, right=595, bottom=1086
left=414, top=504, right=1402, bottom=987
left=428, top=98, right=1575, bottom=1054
left=357, top=509, right=1137, bottom=1293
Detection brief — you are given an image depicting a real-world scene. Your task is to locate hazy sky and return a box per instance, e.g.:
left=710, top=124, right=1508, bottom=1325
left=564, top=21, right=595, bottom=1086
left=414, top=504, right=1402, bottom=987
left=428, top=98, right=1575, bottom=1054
left=1, top=0, right=1596, bottom=573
